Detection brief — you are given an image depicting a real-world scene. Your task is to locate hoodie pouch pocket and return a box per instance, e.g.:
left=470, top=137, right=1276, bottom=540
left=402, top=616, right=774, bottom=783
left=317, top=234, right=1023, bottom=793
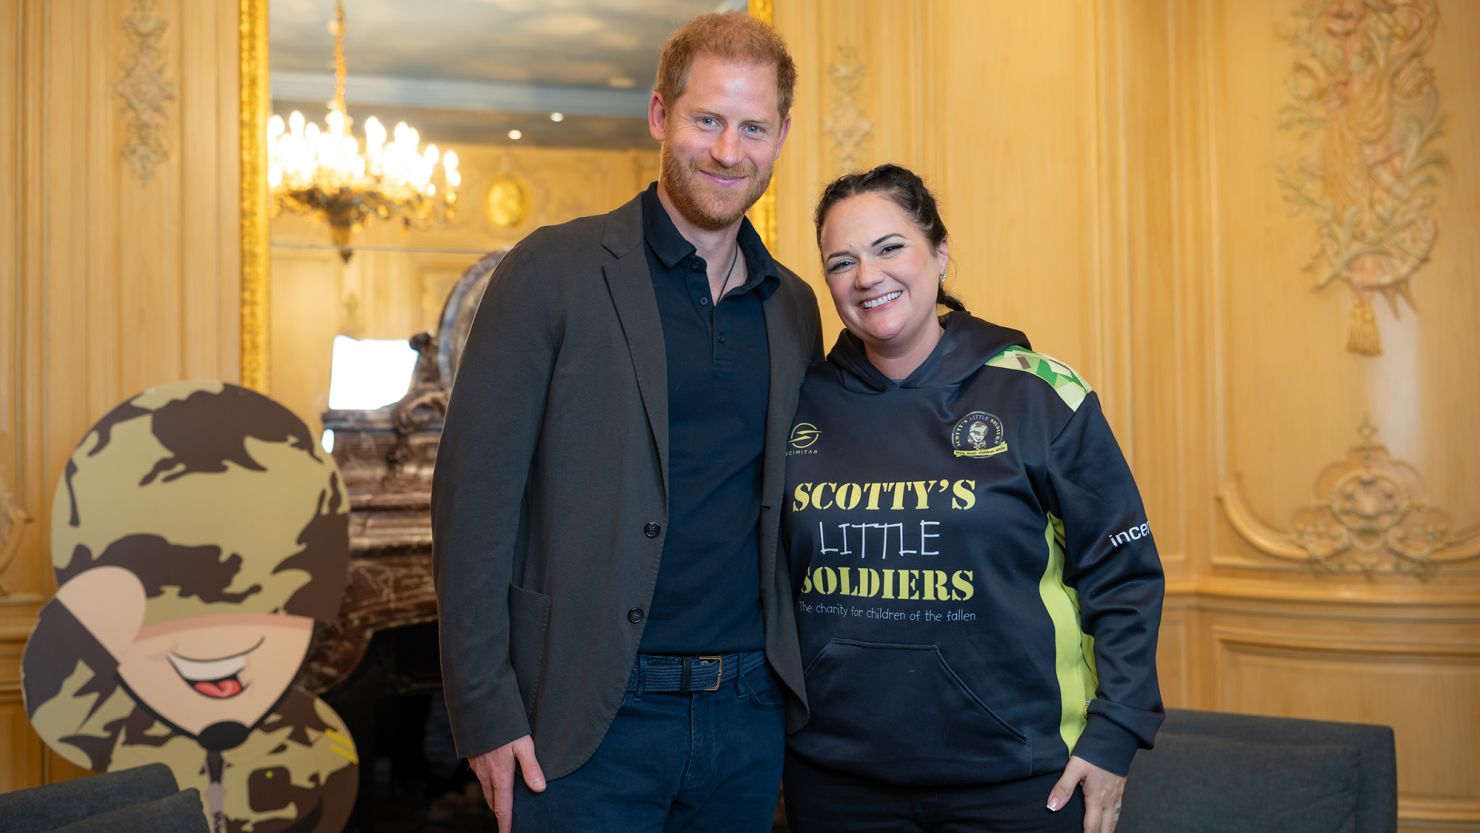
left=796, top=639, right=1031, bottom=783
left=507, top=583, right=552, bottom=718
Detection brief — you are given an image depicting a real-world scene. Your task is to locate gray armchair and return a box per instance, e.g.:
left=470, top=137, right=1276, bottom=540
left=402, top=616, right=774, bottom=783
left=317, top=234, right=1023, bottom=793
left=1118, top=708, right=1398, bottom=833
left=0, top=764, right=208, bottom=833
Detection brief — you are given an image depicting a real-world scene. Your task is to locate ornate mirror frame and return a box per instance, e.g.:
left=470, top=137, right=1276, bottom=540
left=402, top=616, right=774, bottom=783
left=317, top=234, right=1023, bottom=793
left=238, top=0, right=779, bottom=391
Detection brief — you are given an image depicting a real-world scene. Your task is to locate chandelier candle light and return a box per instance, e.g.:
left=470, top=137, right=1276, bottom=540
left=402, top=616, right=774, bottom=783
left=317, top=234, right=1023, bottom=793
left=267, top=0, right=460, bottom=262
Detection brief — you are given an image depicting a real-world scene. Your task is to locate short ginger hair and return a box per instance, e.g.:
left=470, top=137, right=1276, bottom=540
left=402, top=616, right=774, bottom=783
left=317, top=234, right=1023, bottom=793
left=654, top=11, right=797, bottom=120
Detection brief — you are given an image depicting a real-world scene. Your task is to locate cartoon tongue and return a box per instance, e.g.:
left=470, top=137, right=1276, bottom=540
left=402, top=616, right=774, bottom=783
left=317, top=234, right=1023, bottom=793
left=193, top=676, right=243, bottom=699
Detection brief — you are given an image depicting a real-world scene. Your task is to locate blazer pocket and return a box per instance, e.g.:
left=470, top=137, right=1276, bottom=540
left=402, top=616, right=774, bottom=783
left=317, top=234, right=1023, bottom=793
left=507, top=583, right=552, bottom=720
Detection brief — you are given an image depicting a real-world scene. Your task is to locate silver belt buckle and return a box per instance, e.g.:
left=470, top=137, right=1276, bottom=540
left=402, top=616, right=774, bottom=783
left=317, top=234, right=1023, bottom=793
left=700, top=655, right=724, bottom=691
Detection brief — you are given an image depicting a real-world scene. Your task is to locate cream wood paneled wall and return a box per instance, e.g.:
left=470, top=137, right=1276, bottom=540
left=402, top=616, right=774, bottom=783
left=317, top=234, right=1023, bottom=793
left=0, top=0, right=241, bottom=789
left=1, top=2, right=1477, bottom=828
left=771, top=3, right=1479, bottom=831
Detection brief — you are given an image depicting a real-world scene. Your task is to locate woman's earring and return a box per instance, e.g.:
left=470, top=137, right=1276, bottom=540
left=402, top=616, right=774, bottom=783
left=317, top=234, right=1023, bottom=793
left=938, top=266, right=948, bottom=285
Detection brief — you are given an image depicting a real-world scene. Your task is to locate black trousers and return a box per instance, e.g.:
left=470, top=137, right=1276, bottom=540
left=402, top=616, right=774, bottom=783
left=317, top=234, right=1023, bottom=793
left=784, top=752, right=1085, bottom=833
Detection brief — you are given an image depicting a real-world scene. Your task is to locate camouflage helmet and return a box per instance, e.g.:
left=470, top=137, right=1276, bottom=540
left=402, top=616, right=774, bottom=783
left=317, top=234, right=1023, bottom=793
left=51, top=381, right=350, bottom=625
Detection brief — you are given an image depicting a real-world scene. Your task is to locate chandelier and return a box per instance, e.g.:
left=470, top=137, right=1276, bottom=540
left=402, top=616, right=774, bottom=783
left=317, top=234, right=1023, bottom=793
left=267, top=0, right=460, bottom=262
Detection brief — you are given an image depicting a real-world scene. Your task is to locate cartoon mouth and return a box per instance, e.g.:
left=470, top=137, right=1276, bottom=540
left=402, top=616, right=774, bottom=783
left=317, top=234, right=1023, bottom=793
left=189, top=674, right=244, bottom=699
left=861, top=290, right=902, bottom=310
left=167, top=638, right=261, bottom=700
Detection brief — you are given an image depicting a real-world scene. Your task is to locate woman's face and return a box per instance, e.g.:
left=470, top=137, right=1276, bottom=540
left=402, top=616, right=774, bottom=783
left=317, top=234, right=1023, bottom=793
left=820, top=192, right=949, bottom=371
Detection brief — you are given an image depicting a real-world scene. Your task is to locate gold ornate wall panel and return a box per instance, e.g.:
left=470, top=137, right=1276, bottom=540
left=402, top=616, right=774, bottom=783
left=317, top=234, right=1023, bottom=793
left=823, top=46, right=873, bottom=177
left=0, top=634, right=43, bottom=789
left=1, top=0, right=28, bottom=610
left=775, top=3, right=1118, bottom=414
left=240, top=0, right=268, bottom=392
left=0, top=0, right=242, bottom=790
left=1209, top=611, right=1480, bottom=831
left=1208, top=0, right=1480, bottom=582
left=1167, top=581, right=1480, bottom=831
left=1220, top=420, right=1480, bottom=576
left=1154, top=592, right=1194, bottom=708
left=771, top=0, right=928, bottom=342
left=1277, top=0, right=1446, bottom=357
left=0, top=467, right=30, bottom=597
left=117, top=0, right=176, bottom=183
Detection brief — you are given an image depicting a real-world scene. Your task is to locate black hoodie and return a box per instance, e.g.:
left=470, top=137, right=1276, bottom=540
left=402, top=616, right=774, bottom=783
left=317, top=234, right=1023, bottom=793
left=783, top=311, right=1164, bottom=785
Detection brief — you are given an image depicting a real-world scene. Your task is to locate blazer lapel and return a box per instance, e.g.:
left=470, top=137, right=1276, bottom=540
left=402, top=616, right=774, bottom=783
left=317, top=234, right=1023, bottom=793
left=602, top=197, right=669, bottom=498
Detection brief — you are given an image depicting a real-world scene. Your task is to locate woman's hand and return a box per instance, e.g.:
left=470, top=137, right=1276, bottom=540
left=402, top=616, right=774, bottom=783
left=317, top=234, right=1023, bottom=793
left=1047, top=755, right=1126, bottom=833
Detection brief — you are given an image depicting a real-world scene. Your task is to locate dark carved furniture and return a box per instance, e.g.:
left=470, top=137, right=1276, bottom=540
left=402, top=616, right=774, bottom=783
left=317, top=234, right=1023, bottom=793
left=301, top=250, right=506, bottom=694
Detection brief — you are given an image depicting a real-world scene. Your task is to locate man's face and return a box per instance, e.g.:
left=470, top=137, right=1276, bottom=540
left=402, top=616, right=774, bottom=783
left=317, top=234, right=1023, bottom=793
left=649, top=55, right=791, bottom=231
left=116, top=612, right=313, bottom=749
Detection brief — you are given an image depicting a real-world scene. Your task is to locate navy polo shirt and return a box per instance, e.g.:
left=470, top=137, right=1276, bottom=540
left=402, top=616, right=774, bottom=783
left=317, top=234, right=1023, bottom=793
left=638, top=183, right=773, bottom=654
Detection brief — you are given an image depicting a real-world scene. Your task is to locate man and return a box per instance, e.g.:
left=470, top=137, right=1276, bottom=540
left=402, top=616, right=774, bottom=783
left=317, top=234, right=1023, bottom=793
left=431, top=12, right=821, bottom=832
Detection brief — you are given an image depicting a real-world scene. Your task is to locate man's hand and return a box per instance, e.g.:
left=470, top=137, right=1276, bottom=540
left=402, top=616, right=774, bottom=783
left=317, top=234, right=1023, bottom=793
left=468, top=735, right=546, bottom=832
left=1046, top=754, right=1126, bottom=833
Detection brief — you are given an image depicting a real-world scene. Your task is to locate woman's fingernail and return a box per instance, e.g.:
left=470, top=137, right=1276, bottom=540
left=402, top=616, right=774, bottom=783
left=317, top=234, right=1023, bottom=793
left=1047, top=796, right=1062, bottom=812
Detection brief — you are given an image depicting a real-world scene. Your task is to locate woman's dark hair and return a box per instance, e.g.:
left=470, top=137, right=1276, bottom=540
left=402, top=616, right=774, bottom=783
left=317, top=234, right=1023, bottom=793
left=813, top=163, right=966, bottom=312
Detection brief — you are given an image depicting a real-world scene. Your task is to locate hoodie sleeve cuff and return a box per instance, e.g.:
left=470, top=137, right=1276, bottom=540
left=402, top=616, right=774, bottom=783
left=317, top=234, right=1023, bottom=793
left=1070, top=715, right=1140, bottom=776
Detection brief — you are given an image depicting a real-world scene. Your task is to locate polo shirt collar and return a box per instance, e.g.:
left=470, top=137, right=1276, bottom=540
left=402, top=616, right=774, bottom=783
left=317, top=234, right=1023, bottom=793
left=640, top=182, right=780, bottom=298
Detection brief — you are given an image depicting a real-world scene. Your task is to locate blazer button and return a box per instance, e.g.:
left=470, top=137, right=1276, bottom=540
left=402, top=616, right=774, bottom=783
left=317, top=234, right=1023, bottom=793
left=627, top=608, right=645, bottom=624
left=643, top=521, right=661, bottom=538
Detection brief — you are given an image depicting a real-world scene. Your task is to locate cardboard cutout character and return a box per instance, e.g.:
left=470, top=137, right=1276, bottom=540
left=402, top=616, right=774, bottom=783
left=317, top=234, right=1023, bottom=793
left=23, top=381, right=358, bottom=833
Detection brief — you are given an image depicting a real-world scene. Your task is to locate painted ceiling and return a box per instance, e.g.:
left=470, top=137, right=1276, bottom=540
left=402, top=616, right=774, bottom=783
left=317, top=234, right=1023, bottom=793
left=270, top=0, right=747, bottom=149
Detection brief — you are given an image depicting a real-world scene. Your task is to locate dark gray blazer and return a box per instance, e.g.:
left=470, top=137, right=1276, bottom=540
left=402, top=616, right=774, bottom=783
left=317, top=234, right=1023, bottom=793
left=432, top=193, right=823, bottom=779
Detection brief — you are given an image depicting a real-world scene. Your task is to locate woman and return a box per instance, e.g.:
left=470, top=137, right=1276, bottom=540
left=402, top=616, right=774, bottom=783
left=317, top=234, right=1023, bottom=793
left=783, top=164, right=1164, bottom=833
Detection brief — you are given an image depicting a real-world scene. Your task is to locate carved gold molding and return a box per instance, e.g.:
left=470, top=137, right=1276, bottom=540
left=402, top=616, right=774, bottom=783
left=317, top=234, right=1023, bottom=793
left=1218, top=420, right=1480, bottom=577
left=240, top=0, right=269, bottom=391
left=117, top=0, right=176, bottom=183
left=0, top=465, right=32, bottom=598
left=747, top=0, right=777, bottom=250
left=749, top=184, right=778, bottom=251
left=1277, top=0, right=1447, bottom=356
left=826, top=46, right=872, bottom=176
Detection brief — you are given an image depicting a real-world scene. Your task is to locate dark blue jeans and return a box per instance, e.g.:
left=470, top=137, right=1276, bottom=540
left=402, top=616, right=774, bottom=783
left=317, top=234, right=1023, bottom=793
left=513, top=651, right=785, bottom=833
